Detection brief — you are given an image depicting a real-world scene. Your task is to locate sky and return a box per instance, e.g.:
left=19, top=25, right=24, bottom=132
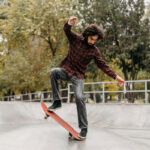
left=145, top=0, right=150, bottom=5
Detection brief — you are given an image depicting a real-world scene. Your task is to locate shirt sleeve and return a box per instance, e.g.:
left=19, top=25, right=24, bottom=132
left=63, top=20, right=79, bottom=43
left=94, top=48, right=117, bottom=79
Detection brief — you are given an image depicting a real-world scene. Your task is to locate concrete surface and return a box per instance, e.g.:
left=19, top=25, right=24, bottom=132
left=0, top=102, right=150, bottom=150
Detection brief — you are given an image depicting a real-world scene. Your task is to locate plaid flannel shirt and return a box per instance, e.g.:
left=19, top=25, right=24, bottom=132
left=60, top=21, right=117, bottom=79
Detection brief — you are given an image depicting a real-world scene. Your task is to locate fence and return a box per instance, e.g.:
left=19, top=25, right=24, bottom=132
left=0, top=80, right=150, bottom=103
left=68, top=80, right=150, bottom=103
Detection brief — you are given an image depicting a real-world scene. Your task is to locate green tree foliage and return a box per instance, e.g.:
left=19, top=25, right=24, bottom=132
left=75, top=0, right=150, bottom=81
left=144, top=3, right=150, bottom=73
left=0, top=0, right=74, bottom=95
left=0, top=0, right=73, bottom=56
left=74, top=0, right=150, bottom=102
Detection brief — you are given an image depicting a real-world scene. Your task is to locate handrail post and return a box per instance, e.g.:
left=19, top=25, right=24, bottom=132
left=145, top=80, right=148, bottom=103
left=102, top=83, right=105, bottom=103
left=67, top=84, right=71, bottom=103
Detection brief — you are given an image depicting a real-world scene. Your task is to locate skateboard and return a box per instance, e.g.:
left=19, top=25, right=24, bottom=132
left=41, top=101, right=81, bottom=140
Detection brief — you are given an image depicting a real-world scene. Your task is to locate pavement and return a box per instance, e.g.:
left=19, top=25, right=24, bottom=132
left=0, top=101, right=150, bottom=150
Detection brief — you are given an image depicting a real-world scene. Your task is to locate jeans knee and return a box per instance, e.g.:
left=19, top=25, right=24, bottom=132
left=76, top=94, right=84, bottom=103
left=50, top=68, right=57, bottom=77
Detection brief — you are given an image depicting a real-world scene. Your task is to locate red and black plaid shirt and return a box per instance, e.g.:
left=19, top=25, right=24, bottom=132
left=60, top=21, right=117, bottom=79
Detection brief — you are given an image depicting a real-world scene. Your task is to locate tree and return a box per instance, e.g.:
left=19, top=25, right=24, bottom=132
left=0, top=0, right=75, bottom=96
left=0, top=0, right=74, bottom=56
left=144, top=3, right=150, bottom=73
left=75, top=0, right=150, bottom=102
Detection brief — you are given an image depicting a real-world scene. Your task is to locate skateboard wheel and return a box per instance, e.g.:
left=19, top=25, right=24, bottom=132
left=44, top=114, right=49, bottom=119
left=44, top=116, right=48, bottom=119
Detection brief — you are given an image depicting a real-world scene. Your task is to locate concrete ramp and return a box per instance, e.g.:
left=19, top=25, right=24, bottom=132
left=0, top=102, right=150, bottom=150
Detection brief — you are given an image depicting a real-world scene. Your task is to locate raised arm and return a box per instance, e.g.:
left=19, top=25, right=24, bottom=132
left=63, top=16, right=79, bottom=43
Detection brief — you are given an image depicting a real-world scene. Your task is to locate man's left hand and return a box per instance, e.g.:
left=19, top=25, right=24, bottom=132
left=115, top=75, right=125, bottom=87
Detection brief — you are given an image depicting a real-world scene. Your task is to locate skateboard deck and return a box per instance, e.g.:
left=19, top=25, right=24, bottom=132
left=41, top=101, right=81, bottom=140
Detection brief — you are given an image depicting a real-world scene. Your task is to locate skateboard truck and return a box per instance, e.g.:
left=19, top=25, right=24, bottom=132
left=44, top=114, right=49, bottom=119
left=44, top=109, right=54, bottom=119
left=68, top=132, right=72, bottom=139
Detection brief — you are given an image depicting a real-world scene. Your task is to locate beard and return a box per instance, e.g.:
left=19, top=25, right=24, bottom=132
left=88, top=43, right=94, bottom=46
left=84, top=37, right=94, bottom=47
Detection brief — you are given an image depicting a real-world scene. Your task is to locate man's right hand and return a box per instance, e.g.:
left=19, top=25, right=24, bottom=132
left=69, top=16, right=78, bottom=25
left=115, top=75, right=125, bottom=87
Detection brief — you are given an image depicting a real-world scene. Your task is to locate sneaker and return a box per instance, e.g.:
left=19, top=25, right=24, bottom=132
left=79, top=128, right=87, bottom=139
left=48, top=100, right=62, bottom=111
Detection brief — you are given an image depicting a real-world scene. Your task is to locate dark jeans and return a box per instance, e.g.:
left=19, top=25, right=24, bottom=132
left=50, top=68, right=88, bottom=129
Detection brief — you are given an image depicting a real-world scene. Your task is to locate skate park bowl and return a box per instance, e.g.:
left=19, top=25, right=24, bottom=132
left=0, top=101, right=150, bottom=150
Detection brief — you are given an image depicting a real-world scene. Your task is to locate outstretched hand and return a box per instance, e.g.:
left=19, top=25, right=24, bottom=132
left=115, top=75, right=125, bottom=87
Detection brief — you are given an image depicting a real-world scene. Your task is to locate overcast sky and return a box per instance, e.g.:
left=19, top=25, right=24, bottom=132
left=145, top=0, right=150, bottom=5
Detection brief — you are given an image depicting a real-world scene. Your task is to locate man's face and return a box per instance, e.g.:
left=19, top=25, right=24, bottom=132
left=87, top=35, right=98, bottom=46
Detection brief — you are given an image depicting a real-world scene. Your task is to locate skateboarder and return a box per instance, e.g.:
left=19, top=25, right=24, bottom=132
left=48, top=16, right=125, bottom=139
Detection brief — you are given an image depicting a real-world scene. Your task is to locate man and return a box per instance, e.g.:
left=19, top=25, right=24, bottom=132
left=48, top=16, right=125, bottom=139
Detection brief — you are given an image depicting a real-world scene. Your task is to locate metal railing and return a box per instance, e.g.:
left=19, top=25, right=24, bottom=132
left=68, top=80, right=150, bottom=103
left=0, top=88, right=68, bottom=102
left=0, top=80, right=150, bottom=103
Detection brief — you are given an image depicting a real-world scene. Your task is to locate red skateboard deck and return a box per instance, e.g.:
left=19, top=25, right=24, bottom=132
left=41, top=101, right=81, bottom=140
